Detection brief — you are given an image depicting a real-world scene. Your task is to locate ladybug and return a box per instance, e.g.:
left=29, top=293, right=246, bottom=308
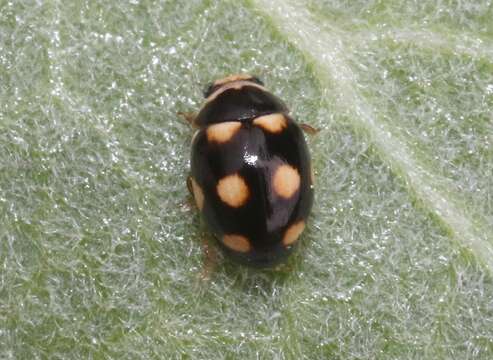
left=187, top=74, right=314, bottom=267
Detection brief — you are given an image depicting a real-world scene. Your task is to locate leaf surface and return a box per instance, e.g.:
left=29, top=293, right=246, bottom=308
left=1, top=1, right=492, bottom=358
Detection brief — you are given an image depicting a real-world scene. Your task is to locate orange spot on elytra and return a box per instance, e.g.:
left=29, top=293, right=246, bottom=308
left=206, top=121, right=241, bottom=144
left=222, top=234, right=252, bottom=253
left=273, top=164, right=300, bottom=199
left=283, top=220, right=306, bottom=246
left=253, top=113, right=287, bottom=134
left=217, top=173, right=249, bottom=208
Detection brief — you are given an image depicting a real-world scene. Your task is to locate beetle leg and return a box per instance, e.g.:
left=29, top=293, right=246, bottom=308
left=199, top=238, right=220, bottom=281
left=177, top=111, right=197, bottom=127
left=186, top=175, right=193, bottom=195
left=299, top=123, right=320, bottom=135
left=183, top=175, right=197, bottom=210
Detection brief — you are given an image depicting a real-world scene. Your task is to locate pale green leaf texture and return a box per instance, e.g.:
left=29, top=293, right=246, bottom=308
left=1, top=1, right=492, bottom=359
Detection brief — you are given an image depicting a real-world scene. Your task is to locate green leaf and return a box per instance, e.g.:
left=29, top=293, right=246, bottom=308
left=1, top=0, right=492, bottom=358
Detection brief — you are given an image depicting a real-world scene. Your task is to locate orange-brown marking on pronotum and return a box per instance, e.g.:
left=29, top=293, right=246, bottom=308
left=190, top=177, right=205, bottom=211
left=222, top=234, right=252, bottom=253
left=216, top=173, right=250, bottom=208
left=213, top=74, right=254, bottom=87
left=273, top=164, right=300, bottom=199
left=204, top=80, right=266, bottom=104
left=253, top=113, right=287, bottom=134
left=206, top=121, right=241, bottom=144
left=283, top=220, right=306, bottom=246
